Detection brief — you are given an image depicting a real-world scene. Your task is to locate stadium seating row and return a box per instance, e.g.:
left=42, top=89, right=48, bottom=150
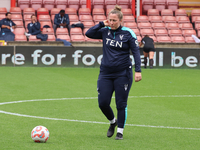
left=18, top=0, right=131, bottom=10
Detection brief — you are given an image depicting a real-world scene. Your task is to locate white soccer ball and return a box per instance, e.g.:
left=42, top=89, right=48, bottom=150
left=31, top=125, right=50, bottom=143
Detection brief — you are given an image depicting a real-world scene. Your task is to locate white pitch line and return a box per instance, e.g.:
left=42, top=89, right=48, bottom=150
left=0, top=110, right=200, bottom=131
left=0, top=95, right=200, bottom=131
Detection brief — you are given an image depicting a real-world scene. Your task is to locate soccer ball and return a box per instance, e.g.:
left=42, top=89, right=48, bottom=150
left=31, top=125, right=50, bottom=143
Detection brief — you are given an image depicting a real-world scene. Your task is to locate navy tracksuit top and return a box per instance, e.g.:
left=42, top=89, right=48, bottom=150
left=85, top=21, right=141, bottom=73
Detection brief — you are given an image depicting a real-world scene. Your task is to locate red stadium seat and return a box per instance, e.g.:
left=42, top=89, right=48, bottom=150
left=152, top=23, right=166, bottom=29
left=15, top=35, right=27, bottom=41
left=93, top=15, right=106, bottom=23
left=148, top=16, right=163, bottom=23
left=70, top=28, right=83, bottom=35
left=157, top=36, right=171, bottom=42
left=18, top=0, right=30, bottom=10
left=40, top=21, right=53, bottom=29
left=42, top=28, right=54, bottom=35
left=191, top=9, right=200, bottom=16
left=65, top=8, right=77, bottom=15
left=131, top=28, right=140, bottom=36
left=177, top=16, right=190, bottom=24
left=137, top=15, right=149, bottom=23
left=13, top=21, right=24, bottom=28
left=154, top=0, right=166, bottom=12
left=123, top=16, right=135, bottom=22
left=80, top=0, right=87, bottom=8
left=137, top=22, right=152, bottom=29
left=71, top=35, right=85, bottom=42
left=11, top=14, right=23, bottom=21
left=23, top=8, right=35, bottom=15
left=83, top=28, right=89, bottom=35
left=137, top=35, right=142, bottom=42
left=167, top=0, right=179, bottom=12
left=198, top=30, right=200, bottom=37
left=154, top=29, right=168, bottom=37
left=142, top=0, right=154, bottom=14
left=168, top=29, right=182, bottom=37
left=85, top=36, right=100, bottom=42
left=47, top=35, right=56, bottom=41
left=55, top=0, right=68, bottom=9
left=195, top=23, right=200, bottom=31
left=149, top=35, right=157, bottom=42
left=121, top=9, right=132, bottom=16
left=79, top=8, right=91, bottom=15
left=140, top=29, right=154, bottom=36
left=79, top=15, right=93, bottom=22
left=185, top=36, right=196, bottom=43
left=24, top=14, right=32, bottom=22
left=180, top=23, right=193, bottom=30
left=123, top=22, right=137, bottom=29
left=68, top=0, right=80, bottom=11
left=93, top=0, right=105, bottom=9
left=68, top=15, right=79, bottom=22
left=38, top=15, right=51, bottom=22
left=147, top=9, right=159, bottom=16
left=106, top=8, right=112, bottom=16
left=37, top=8, right=49, bottom=15
left=175, top=9, right=187, bottom=16
left=193, top=16, right=200, bottom=24
left=117, top=0, right=129, bottom=9
left=10, top=7, right=22, bottom=14
left=31, top=0, right=43, bottom=11
left=182, top=30, right=196, bottom=37
left=163, top=16, right=176, bottom=23
left=13, top=28, right=25, bottom=35
left=82, top=21, right=95, bottom=28
left=51, top=8, right=61, bottom=15
left=29, top=35, right=41, bottom=41
left=0, top=7, right=7, bottom=14
left=92, top=8, right=105, bottom=15
left=171, top=36, right=185, bottom=43
left=161, top=9, right=173, bottom=16
left=105, top=0, right=117, bottom=9
left=57, top=34, right=71, bottom=41
left=56, top=28, right=69, bottom=35
left=24, top=21, right=31, bottom=29
left=0, top=14, right=5, bottom=20
left=166, top=23, right=179, bottom=30
left=43, top=0, right=55, bottom=10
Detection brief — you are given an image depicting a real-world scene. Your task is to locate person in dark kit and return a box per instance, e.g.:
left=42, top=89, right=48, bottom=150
left=0, top=12, right=16, bottom=41
left=53, top=9, right=70, bottom=33
left=139, top=35, right=155, bottom=69
left=85, top=5, right=142, bottom=140
left=25, top=14, right=48, bottom=41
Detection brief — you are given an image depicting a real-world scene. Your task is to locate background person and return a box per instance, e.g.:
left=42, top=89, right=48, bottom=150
left=139, top=35, right=155, bottom=69
left=0, top=12, right=16, bottom=41
left=86, top=5, right=142, bottom=140
left=25, top=14, right=48, bottom=41
left=53, top=10, right=70, bottom=33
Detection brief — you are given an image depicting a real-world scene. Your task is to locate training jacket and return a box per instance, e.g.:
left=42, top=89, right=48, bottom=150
left=85, top=21, right=141, bottom=73
left=27, top=22, right=41, bottom=35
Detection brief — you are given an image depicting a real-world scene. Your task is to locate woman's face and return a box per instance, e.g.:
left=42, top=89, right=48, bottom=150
left=108, top=13, right=122, bottom=30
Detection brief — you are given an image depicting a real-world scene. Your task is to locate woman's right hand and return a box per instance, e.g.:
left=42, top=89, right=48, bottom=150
left=103, top=20, right=109, bottom=26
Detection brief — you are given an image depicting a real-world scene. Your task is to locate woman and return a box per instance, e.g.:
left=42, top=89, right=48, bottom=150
left=85, top=5, right=142, bottom=140
left=139, top=35, right=155, bottom=69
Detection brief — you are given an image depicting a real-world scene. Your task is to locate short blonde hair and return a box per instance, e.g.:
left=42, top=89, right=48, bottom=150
left=108, top=5, right=123, bottom=21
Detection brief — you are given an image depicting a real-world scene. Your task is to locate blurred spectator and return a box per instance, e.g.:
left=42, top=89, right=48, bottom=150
left=0, top=12, right=16, bottom=41
left=53, top=10, right=70, bottom=33
left=25, top=14, right=48, bottom=41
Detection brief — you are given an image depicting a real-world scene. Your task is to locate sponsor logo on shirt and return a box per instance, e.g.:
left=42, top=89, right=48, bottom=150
left=106, top=38, right=123, bottom=48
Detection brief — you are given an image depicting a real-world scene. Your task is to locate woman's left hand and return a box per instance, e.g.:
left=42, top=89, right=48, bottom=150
left=135, top=72, right=142, bottom=82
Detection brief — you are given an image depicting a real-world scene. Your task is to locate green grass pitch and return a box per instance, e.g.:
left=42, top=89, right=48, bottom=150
left=0, top=67, right=200, bottom=150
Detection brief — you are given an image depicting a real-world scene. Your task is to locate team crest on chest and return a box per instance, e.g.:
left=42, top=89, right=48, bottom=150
left=119, top=35, right=124, bottom=40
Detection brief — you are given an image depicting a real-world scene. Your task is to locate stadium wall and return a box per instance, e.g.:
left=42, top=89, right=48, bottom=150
left=0, top=46, right=199, bottom=69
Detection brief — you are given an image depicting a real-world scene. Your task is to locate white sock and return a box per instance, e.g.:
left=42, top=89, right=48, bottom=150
left=109, top=117, right=116, bottom=124
left=191, top=34, right=200, bottom=43
left=117, top=128, right=124, bottom=135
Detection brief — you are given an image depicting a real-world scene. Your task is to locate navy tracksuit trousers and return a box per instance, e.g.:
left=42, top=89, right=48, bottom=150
left=97, top=67, right=133, bottom=128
